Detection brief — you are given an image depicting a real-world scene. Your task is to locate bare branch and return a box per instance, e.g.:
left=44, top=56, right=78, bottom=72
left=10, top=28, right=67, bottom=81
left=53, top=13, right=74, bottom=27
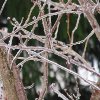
left=0, top=0, right=8, bottom=15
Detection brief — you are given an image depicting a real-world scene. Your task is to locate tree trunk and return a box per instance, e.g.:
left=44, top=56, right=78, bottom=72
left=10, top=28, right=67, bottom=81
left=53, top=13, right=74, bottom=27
left=0, top=48, right=18, bottom=100
left=0, top=47, right=27, bottom=100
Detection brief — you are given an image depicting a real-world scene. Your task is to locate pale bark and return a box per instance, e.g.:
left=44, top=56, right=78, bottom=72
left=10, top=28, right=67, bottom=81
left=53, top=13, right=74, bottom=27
left=0, top=47, right=27, bottom=100
left=78, top=0, right=100, bottom=41
left=0, top=48, right=18, bottom=100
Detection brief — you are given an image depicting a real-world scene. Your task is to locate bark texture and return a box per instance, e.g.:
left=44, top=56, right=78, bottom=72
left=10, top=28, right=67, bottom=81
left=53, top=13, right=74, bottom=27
left=0, top=47, right=27, bottom=100
left=0, top=48, right=18, bottom=100
left=90, top=82, right=100, bottom=100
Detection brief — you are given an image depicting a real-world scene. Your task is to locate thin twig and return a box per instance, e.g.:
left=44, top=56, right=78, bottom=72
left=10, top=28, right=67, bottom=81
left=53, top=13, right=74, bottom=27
left=50, top=83, right=69, bottom=100
left=0, top=0, right=8, bottom=15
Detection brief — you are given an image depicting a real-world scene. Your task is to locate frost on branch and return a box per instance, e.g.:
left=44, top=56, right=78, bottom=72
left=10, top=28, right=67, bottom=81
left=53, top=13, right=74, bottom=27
left=0, top=0, right=100, bottom=99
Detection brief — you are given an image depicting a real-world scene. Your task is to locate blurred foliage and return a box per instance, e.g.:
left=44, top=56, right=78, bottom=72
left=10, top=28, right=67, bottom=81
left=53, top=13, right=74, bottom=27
left=0, top=0, right=99, bottom=99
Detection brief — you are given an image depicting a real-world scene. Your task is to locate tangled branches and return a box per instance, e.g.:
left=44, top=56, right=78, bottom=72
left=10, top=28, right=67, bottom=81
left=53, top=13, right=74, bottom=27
left=0, top=0, right=100, bottom=100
